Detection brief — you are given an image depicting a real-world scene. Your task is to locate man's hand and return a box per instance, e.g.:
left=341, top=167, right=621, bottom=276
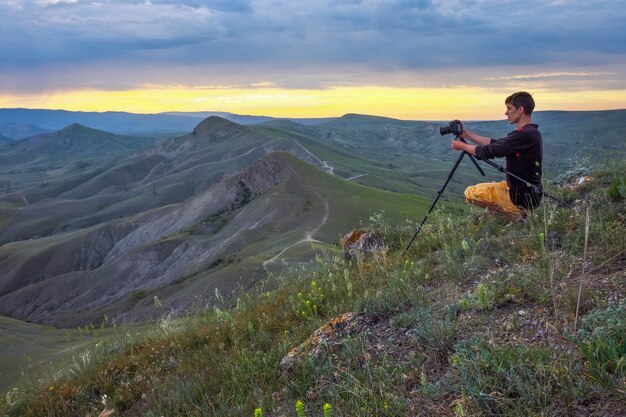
left=451, top=139, right=477, bottom=155
left=451, top=140, right=467, bottom=151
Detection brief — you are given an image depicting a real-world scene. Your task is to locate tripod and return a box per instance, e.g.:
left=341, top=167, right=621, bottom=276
left=403, top=136, right=485, bottom=254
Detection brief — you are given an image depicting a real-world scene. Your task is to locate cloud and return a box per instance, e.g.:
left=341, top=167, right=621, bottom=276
left=0, top=0, right=624, bottom=93
left=485, top=72, right=615, bottom=81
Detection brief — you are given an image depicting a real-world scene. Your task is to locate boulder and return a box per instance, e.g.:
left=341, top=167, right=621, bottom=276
left=340, top=230, right=384, bottom=260
left=279, top=312, right=367, bottom=372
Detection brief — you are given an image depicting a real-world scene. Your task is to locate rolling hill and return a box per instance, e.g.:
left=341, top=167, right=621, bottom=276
left=0, top=124, right=155, bottom=169
left=0, top=122, right=51, bottom=140
left=0, top=117, right=431, bottom=328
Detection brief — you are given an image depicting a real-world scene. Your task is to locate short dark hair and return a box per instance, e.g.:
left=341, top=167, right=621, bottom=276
left=505, top=91, right=535, bottom=115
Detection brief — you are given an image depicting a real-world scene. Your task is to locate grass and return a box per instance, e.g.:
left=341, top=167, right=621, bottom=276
left=2, top=160, right=625, bottom=416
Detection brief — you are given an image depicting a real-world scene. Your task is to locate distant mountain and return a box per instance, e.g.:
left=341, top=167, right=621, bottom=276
left=0, top=108, right=338, bottom=137
left=262, top=110, right=626, bottom=187
left=0, top=122, right=51, bottom=140
left=0, top=134, right=11, bottom=144
left=0, top=108, right=205, bottom=136
left=166, top=112, right=336, bottom=126
left=0, top=123, right=156, bottom=169
left=532, top=109, right=626, bottom=161
left=164, top=111, right=275, bottom=125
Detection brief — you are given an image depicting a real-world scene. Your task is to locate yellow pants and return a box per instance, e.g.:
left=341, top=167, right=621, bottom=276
left=464, top=181, right=525, bottom=216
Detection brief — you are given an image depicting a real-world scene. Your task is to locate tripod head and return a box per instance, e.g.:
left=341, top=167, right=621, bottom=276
left=454, top=133, right=486, bottom=176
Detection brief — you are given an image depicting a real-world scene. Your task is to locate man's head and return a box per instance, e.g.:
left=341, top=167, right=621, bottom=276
left=505, top=91, right=535, bottom=126
left=505, top=91, right=535, bottom=115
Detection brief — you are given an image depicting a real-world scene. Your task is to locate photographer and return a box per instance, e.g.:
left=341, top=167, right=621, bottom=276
left=450, top=92, right=543, bottom=220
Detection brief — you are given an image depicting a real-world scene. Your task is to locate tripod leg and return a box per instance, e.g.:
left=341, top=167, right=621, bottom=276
left=403, top=151, right=468, bottom=254
left=468, top=154, right=486, bottom=176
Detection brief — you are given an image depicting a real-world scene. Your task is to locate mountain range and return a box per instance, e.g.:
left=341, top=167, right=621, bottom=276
left=0, top=115, right=430, bottom=327
left=0, top=108, right=335, bottom=138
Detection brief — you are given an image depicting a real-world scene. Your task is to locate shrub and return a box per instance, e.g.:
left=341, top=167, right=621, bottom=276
left=606, top=177, right=626, bottom=202
left=391, top=306, right=458, bottom=358
left=574, top=299, right=626, bottom=401
left=450, top=339, right=584, bottom=415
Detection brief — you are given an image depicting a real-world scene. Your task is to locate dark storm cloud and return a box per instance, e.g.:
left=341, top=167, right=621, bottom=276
left=0, top=0, right=624, bottom=92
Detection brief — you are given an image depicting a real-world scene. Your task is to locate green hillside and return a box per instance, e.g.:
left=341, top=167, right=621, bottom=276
left=0, top=151, right=433, bottom=393
left=2, top=160, right=624, bottom=416
left=0, top=316, right=108, bottom=394
left=253, top=121, right=485, bottom=198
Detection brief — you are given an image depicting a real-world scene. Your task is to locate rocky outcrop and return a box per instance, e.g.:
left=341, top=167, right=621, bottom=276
left=0, top=221, right=137, bottom=297
left=104, top=153, right=290, bottom=263
left=340, top=229, right=384, bottom=260
left=280, top=313, right=367, bottom=372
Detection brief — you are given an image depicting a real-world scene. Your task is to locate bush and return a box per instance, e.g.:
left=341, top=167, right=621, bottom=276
left=574, top=299, right=626, bottom=401
left=391, top=306, right=458, bottom=358
left=450, top=339, right=584, bottom=416
left=607, top=177, right=626, bottom=202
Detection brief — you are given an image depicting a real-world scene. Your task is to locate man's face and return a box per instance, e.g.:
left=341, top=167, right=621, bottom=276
left=505, top=103, right=524, bottom=124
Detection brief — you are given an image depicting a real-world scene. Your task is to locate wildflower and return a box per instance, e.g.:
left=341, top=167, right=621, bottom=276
left=295, top=400, right=305, bottom=417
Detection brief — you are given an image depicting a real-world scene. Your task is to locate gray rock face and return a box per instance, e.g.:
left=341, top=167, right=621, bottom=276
left=0, top=153, right=292, bottom=326
left=104, top=154, right=288, bottom=263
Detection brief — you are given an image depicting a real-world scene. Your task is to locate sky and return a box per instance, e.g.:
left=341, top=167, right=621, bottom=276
left=0, top=0, right=625, bottom=120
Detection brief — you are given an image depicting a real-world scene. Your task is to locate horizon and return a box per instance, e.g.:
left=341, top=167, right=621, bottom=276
left=3, top=106, right=626, bottom=124
left=1, top=1, right=625, bottom=119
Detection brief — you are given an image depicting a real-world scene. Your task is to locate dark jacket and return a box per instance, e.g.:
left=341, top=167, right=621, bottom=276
left=474, top=124, right=543, bottom=209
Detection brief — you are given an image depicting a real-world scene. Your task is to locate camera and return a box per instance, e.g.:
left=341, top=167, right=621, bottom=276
left=439, top=120, right=463, bottom=136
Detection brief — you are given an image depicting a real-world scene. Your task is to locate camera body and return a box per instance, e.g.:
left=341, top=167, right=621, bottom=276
left=440, top=120, right=463, bottom=136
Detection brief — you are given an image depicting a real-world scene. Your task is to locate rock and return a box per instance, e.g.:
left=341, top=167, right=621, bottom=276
left=279, top=312, right=366, bottom=372
left=566, top=175, right=595, bottom=189
left=340, top=230, right=384, bottom=260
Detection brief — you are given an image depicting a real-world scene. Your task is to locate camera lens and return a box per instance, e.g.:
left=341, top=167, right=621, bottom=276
left=440, top=125, right=453, bottom=136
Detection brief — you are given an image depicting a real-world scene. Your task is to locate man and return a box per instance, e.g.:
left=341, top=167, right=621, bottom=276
left=450, top=91, right=543, bottom=219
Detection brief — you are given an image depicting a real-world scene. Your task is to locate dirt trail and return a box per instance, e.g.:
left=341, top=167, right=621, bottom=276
left=262, top=191, right=329, bottom=270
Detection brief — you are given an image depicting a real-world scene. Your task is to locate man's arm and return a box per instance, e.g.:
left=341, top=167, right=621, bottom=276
left=462, top=128, right=492, bottom=146
left=450, top=123, right=494, bottom=156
